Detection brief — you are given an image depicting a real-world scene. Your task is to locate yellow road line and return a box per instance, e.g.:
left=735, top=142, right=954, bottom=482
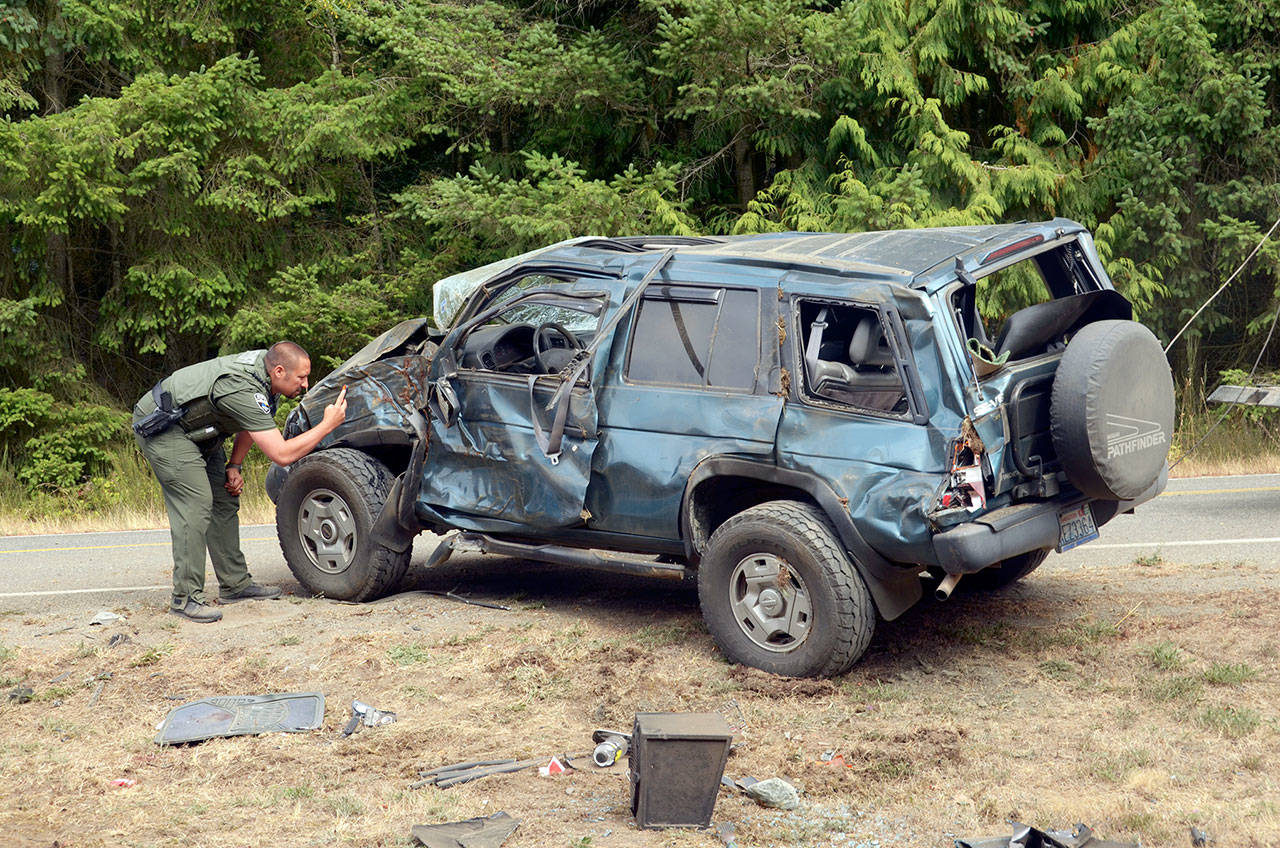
left=0, top=536, right=275, bottom=555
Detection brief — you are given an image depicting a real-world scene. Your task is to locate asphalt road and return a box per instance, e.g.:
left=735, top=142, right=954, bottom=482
left=1, top=473, right=1277, bottom=614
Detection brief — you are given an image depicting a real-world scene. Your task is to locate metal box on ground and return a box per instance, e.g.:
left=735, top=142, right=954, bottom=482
left=630, top=711, right=733, bottom=828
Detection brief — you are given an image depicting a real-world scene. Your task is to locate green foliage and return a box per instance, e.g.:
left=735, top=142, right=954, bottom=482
left=0, top=388, right=127, bottom=493
left=1202, top=662, right=1258, bottom=686
left=395, top=152, right=696, bottom=271
left=227, top=260, right=412, bottom=370
left=387, top=643, right=433, bottom=665
left=1198, top=704, right=1261, bottom=737
left=1146, top=642, right=1184, bottom=671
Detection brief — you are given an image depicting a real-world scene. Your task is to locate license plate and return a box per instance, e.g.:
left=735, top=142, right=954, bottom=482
left=1057, top=503, right=1099, bottom=552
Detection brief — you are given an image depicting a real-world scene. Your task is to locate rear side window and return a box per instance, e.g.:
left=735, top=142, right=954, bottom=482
left=797, top=300, right=909, bottom=415
left=625, top=286, right=759, bottom=390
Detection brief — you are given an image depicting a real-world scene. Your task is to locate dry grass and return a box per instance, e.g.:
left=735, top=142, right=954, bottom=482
left=1168, top=451, right=1280, bottom=478
left=0, top=462, right=277, bottom=536
left=0, top=560, right=1277, bottom=848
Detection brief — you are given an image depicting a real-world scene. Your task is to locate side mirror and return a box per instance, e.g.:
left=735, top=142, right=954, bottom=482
left=431, top=377, right=460, bottom=428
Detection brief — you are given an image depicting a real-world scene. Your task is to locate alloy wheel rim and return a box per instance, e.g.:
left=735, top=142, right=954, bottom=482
left=298, top=488, right=357, bottom=574
left=727, top=553, right=812, bottom=653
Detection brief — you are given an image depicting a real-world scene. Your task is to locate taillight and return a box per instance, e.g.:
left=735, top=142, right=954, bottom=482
left=981, top=235, right=1045, bottom=265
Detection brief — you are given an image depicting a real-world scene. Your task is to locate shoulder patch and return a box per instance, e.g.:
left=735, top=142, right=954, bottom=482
left=254, top=392, right=272, bottom=414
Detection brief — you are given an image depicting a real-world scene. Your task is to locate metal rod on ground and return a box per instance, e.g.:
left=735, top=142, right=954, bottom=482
left=412, top=750, right=594, bottom=789
left=418, top=758, right=517, bottom=777
left=434, top=758, right=545, bottom=788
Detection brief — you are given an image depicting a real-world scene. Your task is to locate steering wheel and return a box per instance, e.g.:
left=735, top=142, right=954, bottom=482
left=533, top=322, right=583, bottom=373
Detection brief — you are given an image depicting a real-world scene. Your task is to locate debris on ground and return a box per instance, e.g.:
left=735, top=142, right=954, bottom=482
left=742, top=777, right=800, bottom=810
left=956, top=822, right=1138, bottom=848
left=341, top=699, right=396, bottom=737
left=590, top=729, right=630, bottom=767
left=89, top=610, right=124, bottom=626
left=110, top=778, right=136, bottom=788
left=413, top=751, right=593, bottom=789
left=538, top=756, right=570, bottom=776
left=816, top=750, right=854, bottom=767
left=153, top=692, right=325, bottom=745
left=88, top=672, right=112, bottom=707
left=716, top=821, right=738, bottom=847
left=6, top=686, right=33, bottom=703
left=410, top=812, right=519, bottom=848
left=631, top=712, right=733, bottom=828
left=1190, top=827, right=1211, bottom=846
left=350, top=588, right=512, bottom=611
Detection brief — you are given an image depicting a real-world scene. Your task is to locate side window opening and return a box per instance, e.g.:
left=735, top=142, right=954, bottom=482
left=798, top=301, right=908, bottom=415
left=625, top=286, right=760, bottom=390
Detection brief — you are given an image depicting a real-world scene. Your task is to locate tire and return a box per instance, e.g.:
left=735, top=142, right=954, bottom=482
left=275, top=448, right=412, bottom=601
left=966, top=548, right=1048, bottom=590
left=1050, top=319, right=1174, bottom=500
left=697, top=501, right=875, bottom=678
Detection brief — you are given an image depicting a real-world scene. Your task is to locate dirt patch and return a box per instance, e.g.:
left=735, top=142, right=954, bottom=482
left=726, top=666, right=838, bottom=698
left=0, top=556, right=1277, bottom=847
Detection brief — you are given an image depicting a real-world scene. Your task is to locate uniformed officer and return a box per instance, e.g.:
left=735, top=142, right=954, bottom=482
left=133, top=341, right=348, bottom=622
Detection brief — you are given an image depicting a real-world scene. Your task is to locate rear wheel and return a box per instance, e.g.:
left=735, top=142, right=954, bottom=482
left=967, top=549, right=1049, bottom=590
left=697, top=501, right=875, bottom=677
left=275, top=448, right=411, bottom=601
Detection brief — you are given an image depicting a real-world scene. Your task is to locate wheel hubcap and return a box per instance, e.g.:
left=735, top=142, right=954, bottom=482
left=727, top=553, right=812, bottom=653
left=298, top=488, right=356, bottom=574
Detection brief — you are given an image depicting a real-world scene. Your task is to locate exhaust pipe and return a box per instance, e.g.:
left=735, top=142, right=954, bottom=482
left=935, top=572, right=962, bottom=601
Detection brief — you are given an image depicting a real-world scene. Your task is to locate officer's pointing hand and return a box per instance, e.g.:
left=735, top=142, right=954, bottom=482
left=321, top=385, right=348, bottom=431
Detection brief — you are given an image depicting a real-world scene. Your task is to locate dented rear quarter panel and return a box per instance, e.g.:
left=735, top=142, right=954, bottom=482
left=774, top=273, right=970, bottom=567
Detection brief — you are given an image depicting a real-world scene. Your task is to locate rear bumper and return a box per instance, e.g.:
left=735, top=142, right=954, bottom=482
left=931, top=466, right=1167, bottom=574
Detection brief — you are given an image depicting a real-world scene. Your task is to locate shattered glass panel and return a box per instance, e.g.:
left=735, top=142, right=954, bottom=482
left=432, top=238, right=596, bottom=329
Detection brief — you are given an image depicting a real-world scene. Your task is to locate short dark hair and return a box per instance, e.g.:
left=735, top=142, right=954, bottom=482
left=265, top=341, right=309, bottom=372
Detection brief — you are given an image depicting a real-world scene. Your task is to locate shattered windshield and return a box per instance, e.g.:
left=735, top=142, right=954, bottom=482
left=495, top=293, right=603, bottom=333
left=432, top=238, right=596, bottom=330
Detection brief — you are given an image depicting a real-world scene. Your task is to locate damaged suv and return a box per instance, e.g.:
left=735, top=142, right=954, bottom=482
left=267, top=219, right=1174, bottom=677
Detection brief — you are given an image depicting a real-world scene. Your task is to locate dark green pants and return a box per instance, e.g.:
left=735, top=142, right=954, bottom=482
left=134, top=412, right=252, bottom=606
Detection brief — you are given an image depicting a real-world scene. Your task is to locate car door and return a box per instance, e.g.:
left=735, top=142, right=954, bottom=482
left=591, top=275, right=784, bottom=539
left=419, top=253, right=673, bottom=530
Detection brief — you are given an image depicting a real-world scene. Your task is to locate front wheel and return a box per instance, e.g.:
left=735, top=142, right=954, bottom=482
left=275, top=448, right=412, bottom=601
left=697, top=501, right=875, bottom=678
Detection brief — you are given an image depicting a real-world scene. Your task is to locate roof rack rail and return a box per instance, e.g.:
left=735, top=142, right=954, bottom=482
left=575, top=236, right=723, bottom=253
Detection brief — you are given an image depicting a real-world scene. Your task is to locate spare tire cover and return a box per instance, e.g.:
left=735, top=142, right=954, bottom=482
left=1050, top=319, right=1174, bottom=500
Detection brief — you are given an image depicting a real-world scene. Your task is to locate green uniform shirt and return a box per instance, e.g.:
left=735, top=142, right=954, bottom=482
left=137, top=350, right=277, bottom=439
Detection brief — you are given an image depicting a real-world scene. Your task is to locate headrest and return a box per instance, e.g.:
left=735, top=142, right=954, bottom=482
left=848, top=315, right=894, bottom=367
